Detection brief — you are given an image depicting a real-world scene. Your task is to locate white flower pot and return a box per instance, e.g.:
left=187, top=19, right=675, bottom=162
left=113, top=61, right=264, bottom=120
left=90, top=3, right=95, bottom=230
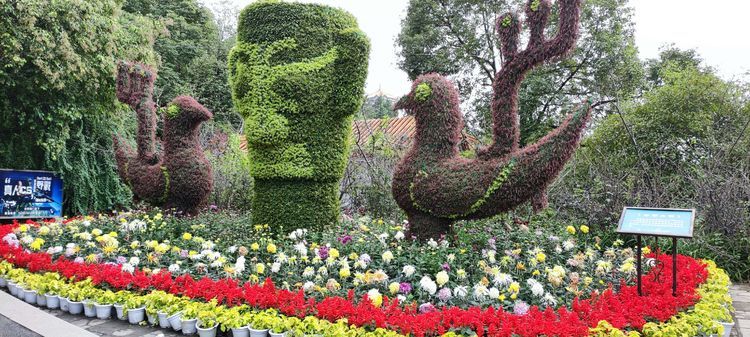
left=147, top=312, right=157, bottom=325
left=128, top=307, right=146, bottom=324
left=59, top=297, right=70, bottom=312
left=114, top=304, right=126, bottom=320
left=249, top=328, right=268, bottom=337
left=36, top=293, right=47, bottom=306
left=168, top=312, right=183, bottom=331
left=196, top=323, right=218, bottom=337
left=0, top=277, right=7, bottom=287
left=181, top=318, right=197, bottom=334
left=7, top=281, right=17, bottom=295
left=83, top=301, right=96, bottom=318
left=23, top=289, right=37, bottom=304
left=269, top=331, right=286, bottom=337
left=158, top=311, right=171, bottom=329
left=231, top=327, right=250, bottom=337
left=68, top=301, right=84, bottom=315
left=45, top=294, right=59, bottom=309
left=94, top=303, right=112, bottom=319
left=720, top=321, right=734, bottom=337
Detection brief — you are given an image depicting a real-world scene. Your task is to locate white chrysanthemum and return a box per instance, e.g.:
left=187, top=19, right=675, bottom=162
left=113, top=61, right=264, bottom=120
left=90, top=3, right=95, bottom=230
left=276, top=252, right=289, bottom=263
left=435, top=271, right=449, bottom=286
left=402, top=265, right=416, bottom=277
left=381, top=251, right=394, bottom=263
left=271, top=262, right=281, bottom=273
left=317, top=266, right=328, bottom=276
left=427, top=239, right=439, bottom=248
left=562, top=240, right=575, bottom=251
left=234, top=256, right=246, bottom=273
left=129, top=256, right=140, bottom=266
left=168, top=264, right=180, bottom=273
left=454, top=285, right=468, bottom=297
left=419, top=276, right=437, bottom=295
left=473, top=284, right=489, bottom=299
left=542, top=293, right=557, bottom=307
left=294, top=243, right=308, bottom=256
left=303, top=266, right=315, bottom=278
left=303, top=281, right=315, bottom=292
left=201, top=241, right=216, bottom=250
left=527, top=278, right=545, bottom=297
left=121, top=263, right=134, bottom=274
left=494, top=273, right=513, bottom=287
left=488, top=287, right=500, bottom=299
left=394, top=231, right=405, bottom=241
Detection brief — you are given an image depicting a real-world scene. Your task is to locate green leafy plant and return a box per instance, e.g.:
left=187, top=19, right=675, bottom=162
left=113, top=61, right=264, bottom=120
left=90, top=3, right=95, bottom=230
left=96, top=290, right=117, bottom=305
left=218, top=306, right=250, bottom=332
left=197, top=308, right=219, bottom=328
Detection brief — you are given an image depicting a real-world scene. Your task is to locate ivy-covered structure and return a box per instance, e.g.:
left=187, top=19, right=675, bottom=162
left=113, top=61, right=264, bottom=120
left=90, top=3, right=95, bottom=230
left=392, top=0, right=591, bottom=240
left=229, top=2, right=370, bottom=231
left=113, top=61, right=213, bottom=214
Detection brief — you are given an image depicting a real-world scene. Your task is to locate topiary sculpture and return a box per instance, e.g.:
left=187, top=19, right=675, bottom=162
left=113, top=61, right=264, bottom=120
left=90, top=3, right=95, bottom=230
left=229, top=2, right=369, bottom=232
left=392, top=0, right=591, bottom=240
left=113, top=61, right=213, bottom=214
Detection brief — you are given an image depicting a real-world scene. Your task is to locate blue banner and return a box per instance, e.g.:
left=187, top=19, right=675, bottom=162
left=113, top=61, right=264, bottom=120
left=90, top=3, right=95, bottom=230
left=0, top=169, right=63, bottom=219
left=617, top=207, right=695, bottom=238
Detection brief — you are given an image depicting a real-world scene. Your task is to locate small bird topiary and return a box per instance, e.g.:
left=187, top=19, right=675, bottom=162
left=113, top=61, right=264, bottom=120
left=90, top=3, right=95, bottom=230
left=392, top=0, right=591, bottom=240
left=113, top=61, right=213, bottom=214
left=229, top=1, right=370, bottom=232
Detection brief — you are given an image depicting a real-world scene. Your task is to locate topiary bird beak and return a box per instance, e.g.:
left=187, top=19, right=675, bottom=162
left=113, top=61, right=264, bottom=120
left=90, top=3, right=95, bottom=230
left=393, top=95, right=410, bottom=113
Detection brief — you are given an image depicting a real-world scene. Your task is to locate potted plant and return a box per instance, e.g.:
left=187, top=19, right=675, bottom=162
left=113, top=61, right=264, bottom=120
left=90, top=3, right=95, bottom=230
left=66, top=287, right=85, bottom=315
left=196, top=308, right=219, bottom=337
left=113, top=290, right=129, bottom=320
left=218, top=307, right=249, bottom=337
left=82, top=287, right=99, bottom=318
left=21, top=277, right=39, bottom=304
left=124, top=294, right=147, bottom=324
left=58, top=282, right=71, bottom=312
left=44, top=279, right=61, bottom=310
left=0, top=261, right=10, bottom=287
left=94, top=290, right=117, bottom=319
left=270, top=317, right=294, bottom=337
left=166, top=299, right=187, bottom=331
left=155, top=293, right=179, bottom=328
left=717, top=307, right=735, bottom=337
left=181, top=302, right=202, bottom=335
left=249, top=311, right=274, bottom=337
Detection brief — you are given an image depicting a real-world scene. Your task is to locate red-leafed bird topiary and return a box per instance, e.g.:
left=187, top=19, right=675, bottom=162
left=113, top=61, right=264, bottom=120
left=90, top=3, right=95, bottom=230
left=113, top=61, right=213, bottom=214
left=392, top=0, right=591, bottom=240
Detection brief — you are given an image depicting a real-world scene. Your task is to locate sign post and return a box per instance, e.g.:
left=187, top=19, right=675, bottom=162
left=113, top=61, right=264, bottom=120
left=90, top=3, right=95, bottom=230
left=616, top=207, right=695, bottom=296
left=0, top=169, right=63, bottom=220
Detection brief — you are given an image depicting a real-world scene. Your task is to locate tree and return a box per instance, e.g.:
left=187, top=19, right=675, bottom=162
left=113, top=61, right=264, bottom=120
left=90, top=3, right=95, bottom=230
left=358, top=95, right=398, bottom=119
left=397, top=0, right=643, bottom=143
left=121, top=0, right=237, bottom=125
left=0, top=0, right=162, bottom=214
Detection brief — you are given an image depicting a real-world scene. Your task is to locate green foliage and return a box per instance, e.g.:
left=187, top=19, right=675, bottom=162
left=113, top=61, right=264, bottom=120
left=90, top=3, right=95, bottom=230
left=205, top=133, right=254, bottom=212
left=230, top=2, right=370, bottom=232
left=397, top=0, right=643, bottom=142
left=0, top=0, right=162, bottom=214
left=358, top=94, right=397, bottom=120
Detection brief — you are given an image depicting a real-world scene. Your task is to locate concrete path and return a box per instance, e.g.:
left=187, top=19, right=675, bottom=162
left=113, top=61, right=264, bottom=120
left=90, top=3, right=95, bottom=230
left=731, top=283, right=750, bottom=337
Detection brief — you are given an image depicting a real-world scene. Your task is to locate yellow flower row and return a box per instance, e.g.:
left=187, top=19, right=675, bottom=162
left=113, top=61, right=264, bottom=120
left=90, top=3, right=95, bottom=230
left=589, top=259, right=733, bottom=337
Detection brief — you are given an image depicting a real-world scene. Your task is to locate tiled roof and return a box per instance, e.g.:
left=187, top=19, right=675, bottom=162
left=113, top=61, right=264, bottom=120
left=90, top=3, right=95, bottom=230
left=238, top=116, right=479, bottom=153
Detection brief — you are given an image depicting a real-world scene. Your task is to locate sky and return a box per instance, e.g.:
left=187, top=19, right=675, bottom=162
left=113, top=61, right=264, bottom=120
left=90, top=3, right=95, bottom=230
left=205, top=0, right=750, bottom=97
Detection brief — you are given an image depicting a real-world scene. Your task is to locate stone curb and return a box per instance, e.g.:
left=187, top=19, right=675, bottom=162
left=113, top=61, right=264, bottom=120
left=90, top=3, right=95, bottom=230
left=0, top=290, right=97, bottom=337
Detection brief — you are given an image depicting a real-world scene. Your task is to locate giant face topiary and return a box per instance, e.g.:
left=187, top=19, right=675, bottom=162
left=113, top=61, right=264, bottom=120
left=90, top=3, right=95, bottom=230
left=229, top=1, right=370, bottom=232
left=392, top=0, right=592, bottom=240
left=113, top=61, right=213, bottom=214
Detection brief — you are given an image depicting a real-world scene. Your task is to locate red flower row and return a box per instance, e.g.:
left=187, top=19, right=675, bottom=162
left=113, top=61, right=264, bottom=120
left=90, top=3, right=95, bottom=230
left=0, top=223, right=707, bottom=337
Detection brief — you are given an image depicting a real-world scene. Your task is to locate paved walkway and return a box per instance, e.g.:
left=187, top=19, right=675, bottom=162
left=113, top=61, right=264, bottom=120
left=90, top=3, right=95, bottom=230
left=731, top=283, right=750, bottom=337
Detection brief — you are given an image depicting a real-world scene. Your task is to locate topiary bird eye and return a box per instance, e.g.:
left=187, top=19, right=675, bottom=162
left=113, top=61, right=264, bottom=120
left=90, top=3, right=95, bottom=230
left=165, top=103, right=181, bottom=119
left=414, top=83, right=433, bottom=103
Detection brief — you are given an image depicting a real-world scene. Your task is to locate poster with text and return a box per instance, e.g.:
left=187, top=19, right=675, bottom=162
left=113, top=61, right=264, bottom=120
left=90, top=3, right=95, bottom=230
left=0, top=169, right=63, bottom=219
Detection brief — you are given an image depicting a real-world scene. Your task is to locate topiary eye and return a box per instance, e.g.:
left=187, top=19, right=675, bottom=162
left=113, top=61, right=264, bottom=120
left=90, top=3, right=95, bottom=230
left=414, top=83, right=433, bottom=103
left=165, top=103, right=180, bottom=119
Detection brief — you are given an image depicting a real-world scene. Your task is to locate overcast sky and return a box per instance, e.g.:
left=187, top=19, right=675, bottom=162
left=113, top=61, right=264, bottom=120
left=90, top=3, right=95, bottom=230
left=205, top=0, right=750, bottom=97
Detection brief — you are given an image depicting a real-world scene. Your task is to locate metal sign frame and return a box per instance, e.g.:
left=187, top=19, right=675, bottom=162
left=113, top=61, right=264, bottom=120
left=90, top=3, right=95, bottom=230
left=616, top=207, right=696, bottom=297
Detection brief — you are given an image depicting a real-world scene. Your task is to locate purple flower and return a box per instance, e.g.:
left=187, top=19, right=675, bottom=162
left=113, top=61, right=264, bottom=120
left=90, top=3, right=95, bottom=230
left=399, top=282, right=412, bottom=294
left=418, top=303, right=436, bottom=313
left=437, top=287, right=452, bottom=301
left=318, top=246, right=329, bottom=260
left=338, top=235, right=352, bottom=245
left=359, top=254, right=371, bottom=263
left=73, top=257, right=85, bottom=264
left=116, top=256, right=127, bottom=264
left=180, top=249, right=189, bottom=258
left=513, top=301, right=530, bottom=315
left=441, top=263, right=451, bottom=271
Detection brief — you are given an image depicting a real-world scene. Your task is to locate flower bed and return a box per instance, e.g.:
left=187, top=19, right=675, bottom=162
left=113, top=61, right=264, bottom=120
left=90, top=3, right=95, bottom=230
left=0, top=215, right=734, bottom=336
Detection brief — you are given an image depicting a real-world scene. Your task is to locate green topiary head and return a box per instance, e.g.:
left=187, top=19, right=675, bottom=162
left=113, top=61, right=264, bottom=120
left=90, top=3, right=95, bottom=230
left=229, top=2, right=370, bottom=231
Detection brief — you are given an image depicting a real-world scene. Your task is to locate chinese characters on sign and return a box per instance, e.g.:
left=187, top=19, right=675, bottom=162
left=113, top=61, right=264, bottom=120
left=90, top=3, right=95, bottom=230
left=0, top=169, right=63, bottom=219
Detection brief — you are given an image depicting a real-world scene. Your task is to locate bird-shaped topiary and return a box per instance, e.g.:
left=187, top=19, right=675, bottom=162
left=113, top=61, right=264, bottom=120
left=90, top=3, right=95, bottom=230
left=113, top=61, right=213, bottom=214
left=392, top=0, right=591, bottom=240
